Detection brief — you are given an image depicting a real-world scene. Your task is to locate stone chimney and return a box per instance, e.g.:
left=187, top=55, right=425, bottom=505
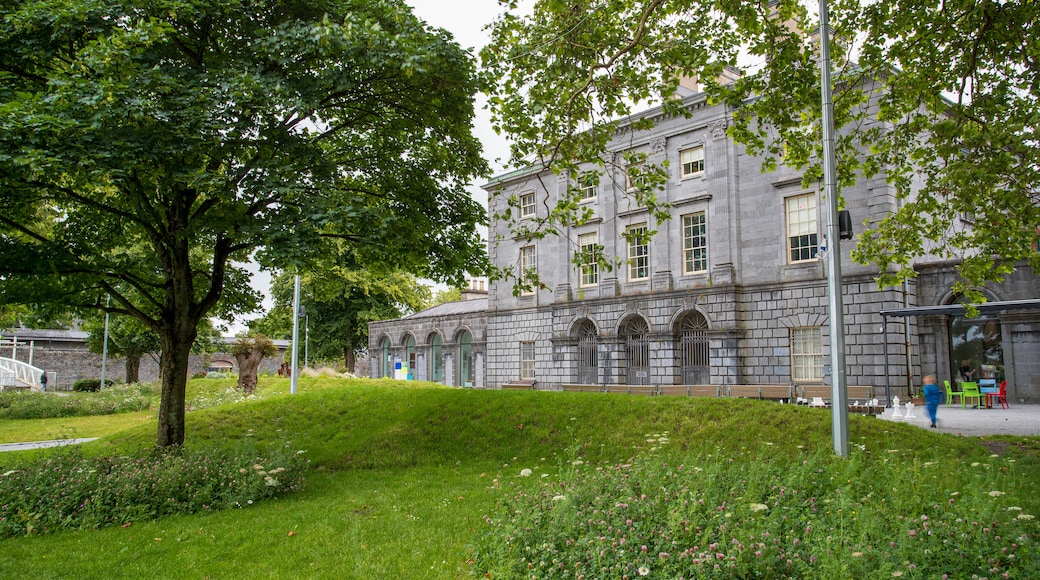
left=460, top=278, right=489, bottom=301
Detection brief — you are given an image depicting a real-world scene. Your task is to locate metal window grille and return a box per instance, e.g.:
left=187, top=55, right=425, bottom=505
left=678, top=312, right=710, bottom=384
left=622, top=317, right=651, bottom=385
left=576, top=321, right=599, bottom=384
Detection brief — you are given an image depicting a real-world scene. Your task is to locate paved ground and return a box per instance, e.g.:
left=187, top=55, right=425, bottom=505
left=879, top=402, right=1040, bottom=437
left=0, top=438, right=98, bottom=452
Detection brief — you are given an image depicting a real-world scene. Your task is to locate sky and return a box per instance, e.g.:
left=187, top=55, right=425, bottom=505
left=226, top=1, right=510, bottom=334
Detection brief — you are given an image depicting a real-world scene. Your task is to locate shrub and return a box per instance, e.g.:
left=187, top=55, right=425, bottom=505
left=0, top=443, right=307, bottom=538
left=473, top=443, right=1040, bottom=579
left=0, top=383, right=151, bottom=419
left=73, top=379, right=102, bottom=392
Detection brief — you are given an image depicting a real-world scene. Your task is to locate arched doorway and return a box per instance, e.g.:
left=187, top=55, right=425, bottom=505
left=404, top=334, right=416, bottom=380
left=380, top=337, right=393, bottom=378
left=429, top=332, right=443, bottom=383
left=948, top=296, right=1004, bottom=389
left=458, top=330, right=474, bottom=387
left=621, top=315, right=651, bottom=385
left=574, top=319, right=598, bottom=384
left=676, top=311, right=710, bottom=384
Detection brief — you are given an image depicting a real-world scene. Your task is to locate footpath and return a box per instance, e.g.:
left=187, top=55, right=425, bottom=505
left=880, top=403, right=1040, bottom=437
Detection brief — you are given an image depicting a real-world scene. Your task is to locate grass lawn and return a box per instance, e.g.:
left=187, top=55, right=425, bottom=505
left=1, top=377, right=1038, bottom=578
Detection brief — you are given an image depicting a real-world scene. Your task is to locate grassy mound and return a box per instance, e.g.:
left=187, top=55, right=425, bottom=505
left=0, top=378, right=1036, bottom=579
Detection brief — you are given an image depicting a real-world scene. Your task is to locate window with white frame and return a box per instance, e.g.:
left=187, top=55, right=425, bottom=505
left=626, top=224, right=649, bottom=281
left=626, top=162, right=646, bottom=191
left=577, top=172, right=598, bottom=201
left=578, top=232, right=599, bottom=287
left=786, top=193, right=818, bottom=263
left=680, top=146, right=705, bottom=178
left=791, top=327, right=823, bottom=382
left=520, top=341, right=536, bottom=380
left=682, top=212, right=708, bottom=274
left=520, top=192, right=536, bottom=218
left=519, top=244, right=536, bottom=295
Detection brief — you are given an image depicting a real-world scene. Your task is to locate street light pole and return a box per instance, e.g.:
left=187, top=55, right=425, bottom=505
left=819, top=0, right=850, bottom=457
left=290, top=275, right=301, bottom=395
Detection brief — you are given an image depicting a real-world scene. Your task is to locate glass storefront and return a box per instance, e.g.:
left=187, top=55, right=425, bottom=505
left=949, top=314, right=1004, bottom=389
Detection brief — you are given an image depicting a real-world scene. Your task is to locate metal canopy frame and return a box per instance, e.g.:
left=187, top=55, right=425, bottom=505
left=878, top=299, right=1040, bottom=403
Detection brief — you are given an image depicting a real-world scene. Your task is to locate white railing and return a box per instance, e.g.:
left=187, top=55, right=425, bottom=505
left=0, top=357, right=44, bottom=391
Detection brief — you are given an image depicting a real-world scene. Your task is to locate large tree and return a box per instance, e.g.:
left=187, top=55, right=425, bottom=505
left=482, top=0, right=1039, bottom=296
left=0, top=0, right=487, bottom=446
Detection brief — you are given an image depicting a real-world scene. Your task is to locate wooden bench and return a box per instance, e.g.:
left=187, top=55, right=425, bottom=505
left=562, top=383, right=601, bottom=393
left=726, top=385, right=794, bottom=400
left=798, top=384, right=875, bottom=402
left=501, top=381, right=535, bottom=390
left=657, top=385, right=721, bottom=397
left=604, top=384, right=656, bottom=396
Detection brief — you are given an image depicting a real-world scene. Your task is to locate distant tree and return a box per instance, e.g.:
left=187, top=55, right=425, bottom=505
left=0, top=0, right=487, bottom=446
left=230, top=334, right=277, bottom=395
left=429, top=287, right=463, bottom=307
left=83, top=316, right=222, bottom=383
left=251, top=264, right=431, bottom=372
left=482, top=0, right=1040, bottom=298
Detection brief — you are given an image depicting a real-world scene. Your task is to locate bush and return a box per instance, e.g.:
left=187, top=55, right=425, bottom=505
left=473, top=442, right=1040, bottom=579
left=0, top=443, right=307, bottom=538
left=0, top=383, right=152, bottom=419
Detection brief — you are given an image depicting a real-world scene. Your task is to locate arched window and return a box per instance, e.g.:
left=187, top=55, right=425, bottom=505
left=948, top=295, right=1004, bottom=387
left=405, top=335, right=416, bottom=380
left=429, top=333, right=444, bottom=383
left=621, top=316, right=651, bottom=385
left=676, top=311, right=710, bottom=385
left=380, top=337, right=392, bottom=378
left=575, top=320, right=598, bottom=384
left=458, top=330, right=474, bottom=387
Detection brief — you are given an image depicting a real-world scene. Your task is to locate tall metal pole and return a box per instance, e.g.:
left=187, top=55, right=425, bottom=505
left=819, top=0, right=849, bottom=456
left=100, top=294, right=111, bottom=391
left=304, top=314, right=309, bottom=369
left=290, top=274, right=301, bottom=394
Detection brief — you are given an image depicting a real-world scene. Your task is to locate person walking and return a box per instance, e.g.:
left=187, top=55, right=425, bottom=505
left=40, top=372, right=48, bottom=392
left=922, top=374, right=941, bottom=428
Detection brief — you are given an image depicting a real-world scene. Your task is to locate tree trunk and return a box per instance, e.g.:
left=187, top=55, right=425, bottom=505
left=235, top=349, right=265, bottom=395
left=156, top=328, right=195, bottom=447
left=125, top=352, right=141, bottom=384
left=344, top=339, right=355, bottom=374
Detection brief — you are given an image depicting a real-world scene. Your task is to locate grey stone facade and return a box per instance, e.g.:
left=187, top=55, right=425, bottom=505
left=371, top=85, right=1040, bottom=402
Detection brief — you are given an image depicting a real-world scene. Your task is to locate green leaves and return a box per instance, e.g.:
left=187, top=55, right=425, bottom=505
left=484, top=0, right=1040, bottom=295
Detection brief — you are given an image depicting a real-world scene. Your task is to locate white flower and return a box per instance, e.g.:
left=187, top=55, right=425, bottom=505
left=638, top=566, right=650, bottom=576
left=571, top=460, right=584, bottom=466
left=520, top=468, right=533, bottom=477
left=552, top=495, right=566, bottom=502
left=1016, top=514, right=1035, bottom=520
left=989, top=490, right=1005, bottom=497
left=750, top=503, right=769, bottom=512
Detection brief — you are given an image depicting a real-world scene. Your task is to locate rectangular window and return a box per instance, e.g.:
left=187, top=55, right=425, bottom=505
left=680, top=146, right=705, bottom=177
left=786, top=193, right=818, bottom=263
left=682, top=212, right=708, bottom=274
left=626, top=224, right=649, bottom=281
left=791, top=327, right=823, bottom=382
left=519, top=245, right=536, bottom=295
left=626, top=163, right=646, bottom=191
left=520, top=192, right=536, bottom=218
left=578, top=232, right=599, bottom=287
left=520, top=341, right=536, bottom=380
left=577, top=172, right=598, bottom=201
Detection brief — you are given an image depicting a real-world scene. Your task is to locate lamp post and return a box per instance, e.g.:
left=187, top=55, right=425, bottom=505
left=819, top=0, right=850, bottom=457
left=290, top=275, right=301, bottom=395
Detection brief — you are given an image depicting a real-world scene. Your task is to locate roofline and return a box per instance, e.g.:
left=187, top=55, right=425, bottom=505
left=880, top=299, right=1040, bottom=318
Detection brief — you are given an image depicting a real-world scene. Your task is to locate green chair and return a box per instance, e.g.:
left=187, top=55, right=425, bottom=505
left=960, top=381, right=982, bottom=409
left=944, top=380, right=961, bottom=407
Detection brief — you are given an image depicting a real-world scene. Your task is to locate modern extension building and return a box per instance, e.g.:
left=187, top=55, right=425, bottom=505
left=369, top=78, right=1040, bottom=402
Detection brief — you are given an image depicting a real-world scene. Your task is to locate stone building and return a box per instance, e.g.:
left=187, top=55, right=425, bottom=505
left=370, top=81, right=1040, bottom=402
left=0, top=328, right=289, bottom=389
